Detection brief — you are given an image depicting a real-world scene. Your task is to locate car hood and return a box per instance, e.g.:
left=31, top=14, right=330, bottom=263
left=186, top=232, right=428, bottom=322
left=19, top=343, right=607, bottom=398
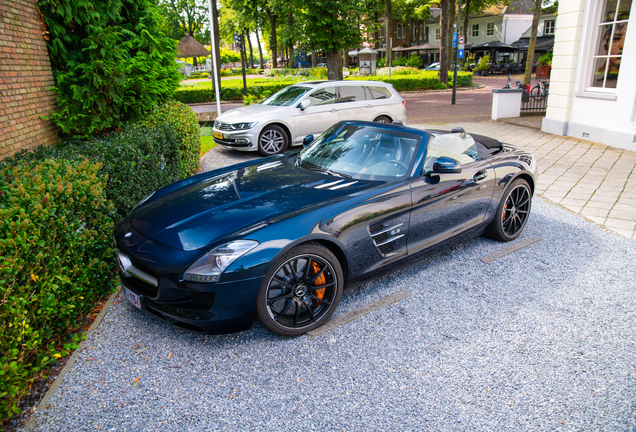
left=216, top=103, right=287, bottom=122
left=130, top=158, right=375, bottom=251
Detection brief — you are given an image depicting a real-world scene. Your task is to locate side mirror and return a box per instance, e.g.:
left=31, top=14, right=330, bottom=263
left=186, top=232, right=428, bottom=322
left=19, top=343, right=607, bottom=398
left=432, top=156, right=462, bottom=174
left=299, top=99, right=311, bottom=111
left=302, top=135, right=314, bottom=148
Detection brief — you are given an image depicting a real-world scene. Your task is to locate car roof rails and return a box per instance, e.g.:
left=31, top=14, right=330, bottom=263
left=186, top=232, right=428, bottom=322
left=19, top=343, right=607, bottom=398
left=392, top=120, right=404, bottom=126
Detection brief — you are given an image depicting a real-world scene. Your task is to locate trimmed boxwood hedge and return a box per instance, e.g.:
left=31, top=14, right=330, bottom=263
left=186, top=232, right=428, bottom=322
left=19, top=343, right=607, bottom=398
left=13, top=123, right=183, bottom=217
left=0, top=158, right=116, bottom=423
left=173, top=72, right=474, bottom=104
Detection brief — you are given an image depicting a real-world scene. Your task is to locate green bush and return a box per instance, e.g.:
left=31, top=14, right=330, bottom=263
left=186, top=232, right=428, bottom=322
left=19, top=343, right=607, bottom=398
left=39, top=0, right=182, bottom=138
left=137, top=101, right=200, bottom=178
left=0, top=158, right=116, bottom=423
left=15, top=124, right=183, bottom=216
left=377, top=58, right=386, bottom=68
left=393, top=56, right=408, bottom=66
left=406, top=54, right=422, bottom=68
left=174, top=79, right=301, bottom=103
left=346, top=72, right=472, bottom=91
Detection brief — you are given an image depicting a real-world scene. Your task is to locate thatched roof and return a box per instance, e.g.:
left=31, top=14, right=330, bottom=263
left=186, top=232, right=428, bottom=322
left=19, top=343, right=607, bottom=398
left=176, top=34, right=210, bottom=58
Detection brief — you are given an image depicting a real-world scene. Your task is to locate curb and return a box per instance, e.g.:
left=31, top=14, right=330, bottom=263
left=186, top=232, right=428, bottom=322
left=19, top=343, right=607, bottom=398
left=24, top=288, right=121, bottom=432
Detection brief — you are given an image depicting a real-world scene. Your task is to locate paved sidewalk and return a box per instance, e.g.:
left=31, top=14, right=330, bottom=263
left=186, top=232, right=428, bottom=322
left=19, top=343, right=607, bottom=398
left=412, top=120, right=636, bottom=240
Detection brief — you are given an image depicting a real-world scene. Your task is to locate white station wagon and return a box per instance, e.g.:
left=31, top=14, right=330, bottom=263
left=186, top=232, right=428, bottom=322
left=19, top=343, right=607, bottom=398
left=212, top=80, right=407, bottom=156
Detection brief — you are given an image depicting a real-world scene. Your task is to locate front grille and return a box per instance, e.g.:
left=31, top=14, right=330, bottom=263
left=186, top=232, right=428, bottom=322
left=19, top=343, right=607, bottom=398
left=128, top=256, right=159, bottom=280
left=123, top=275, right=159, bottom=298
left=190, top=292, right=216, bottom=307
left=214, top=121, right=234, bottom=131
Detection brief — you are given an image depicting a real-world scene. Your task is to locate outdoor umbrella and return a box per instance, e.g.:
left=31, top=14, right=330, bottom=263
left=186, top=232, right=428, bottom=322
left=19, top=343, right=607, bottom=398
left=176, top=34, right=211, bottom=59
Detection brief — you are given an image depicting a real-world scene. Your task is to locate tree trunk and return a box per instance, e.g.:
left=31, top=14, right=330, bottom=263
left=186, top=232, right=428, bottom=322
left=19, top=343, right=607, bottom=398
left=439, top=0, right=449, bottom=85
left=311, top=51, right=318, bottom=67
left=211, top=0, right=221, bottom=94
left=385, top=0, right=392, bottom=67
left=326, top=50, right=341, bottom=80
left=246, top=31, right=254, bottom=68
left=266, top=10, right=277, bottom=68
left=288, top=13, right=294, bottom=68
left=255, top=27, right=264, bottom=69
left=524, top=0, right=542, bottom=85
left=463, top=0, right=471, bottom=41
left=448, top=0, right=456, bottom=70
left=406, top=20, right=412, bottom=46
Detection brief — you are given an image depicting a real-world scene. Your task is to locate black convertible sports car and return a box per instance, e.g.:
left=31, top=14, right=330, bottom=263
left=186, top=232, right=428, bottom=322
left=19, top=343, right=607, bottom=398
left=114, top=121, right=536, bottom=336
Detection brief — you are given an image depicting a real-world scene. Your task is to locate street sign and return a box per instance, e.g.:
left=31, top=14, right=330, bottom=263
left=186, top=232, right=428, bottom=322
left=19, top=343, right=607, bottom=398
left=458, top=49, right=465, bottom=58
left=452, top=32, right=458, bottom=48
left=458, top=44, right=465, bottom=50
left=459, top=35, right=465, bottom=45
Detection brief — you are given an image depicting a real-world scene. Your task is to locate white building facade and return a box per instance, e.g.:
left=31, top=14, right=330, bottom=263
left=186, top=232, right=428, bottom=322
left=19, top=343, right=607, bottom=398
left=542, top=0, right=635, bottom=151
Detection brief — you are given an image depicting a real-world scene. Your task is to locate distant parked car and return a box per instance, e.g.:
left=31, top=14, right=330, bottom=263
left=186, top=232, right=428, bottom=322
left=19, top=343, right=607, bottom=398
left=424, top=62, right=440, bottom=71
left=316, top=63, right=327, bottom=68
left=212, top=80, right=407, bottom=156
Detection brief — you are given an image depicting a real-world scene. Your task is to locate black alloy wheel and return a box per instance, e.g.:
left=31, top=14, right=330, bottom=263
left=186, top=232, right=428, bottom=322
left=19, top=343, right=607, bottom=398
left=487, top=178, right=532, bottom=242
left=258, top=125, right=288, bottom=156
left=256, top=244, right=343, bottom=336
left=373, top=115, right=392, bottom=124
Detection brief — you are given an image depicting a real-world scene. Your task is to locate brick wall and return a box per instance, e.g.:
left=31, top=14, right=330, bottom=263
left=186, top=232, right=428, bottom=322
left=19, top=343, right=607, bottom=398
left=0, top=0, right=58, bottom=161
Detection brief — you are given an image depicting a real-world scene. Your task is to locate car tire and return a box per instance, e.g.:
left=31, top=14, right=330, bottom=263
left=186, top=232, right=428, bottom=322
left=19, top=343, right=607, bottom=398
left=486, top=178, right=532, bottom=242
left=256, top=243, right=343, bottom=337
left=373, top=115, right=392, bottom=124
left=258, top=125, right=288, bottom=156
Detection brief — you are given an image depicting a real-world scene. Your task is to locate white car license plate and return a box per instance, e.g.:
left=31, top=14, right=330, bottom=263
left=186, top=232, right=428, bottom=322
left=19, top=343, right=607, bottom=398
left=124, top=287, right=142, bottom=310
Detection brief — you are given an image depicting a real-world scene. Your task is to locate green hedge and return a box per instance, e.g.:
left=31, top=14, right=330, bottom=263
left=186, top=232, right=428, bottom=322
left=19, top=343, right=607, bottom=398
left=0, top=158, right=116, bottom=422
left=174, top=73, right=473, bottom=104
left=174, top=79, right=300, bottom=104
left=137, top=101, right=200, bottom=178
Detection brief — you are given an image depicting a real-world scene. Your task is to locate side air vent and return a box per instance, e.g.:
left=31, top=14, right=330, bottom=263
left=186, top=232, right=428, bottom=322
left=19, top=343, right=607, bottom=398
left=368, top=222, right=404, bottom=257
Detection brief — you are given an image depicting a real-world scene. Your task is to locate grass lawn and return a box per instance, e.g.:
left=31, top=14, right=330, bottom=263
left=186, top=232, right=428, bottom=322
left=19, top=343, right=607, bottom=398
left=200, top=127, right=216, bottom=156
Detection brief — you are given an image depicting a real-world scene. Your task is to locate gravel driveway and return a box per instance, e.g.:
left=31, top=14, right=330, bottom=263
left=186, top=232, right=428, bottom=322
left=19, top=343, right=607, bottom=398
left=25, top=148, right=636, bottom=432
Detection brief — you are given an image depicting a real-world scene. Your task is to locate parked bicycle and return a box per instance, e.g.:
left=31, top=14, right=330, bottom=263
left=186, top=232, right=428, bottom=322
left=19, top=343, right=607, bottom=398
left=503, top=74, right=531, bottom=101
left=531, top=72, right=550, bottom=100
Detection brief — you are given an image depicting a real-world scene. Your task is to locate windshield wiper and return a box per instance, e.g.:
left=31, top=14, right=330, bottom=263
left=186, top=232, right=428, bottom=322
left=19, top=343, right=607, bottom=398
left=308, top=167, right=352, bottom=178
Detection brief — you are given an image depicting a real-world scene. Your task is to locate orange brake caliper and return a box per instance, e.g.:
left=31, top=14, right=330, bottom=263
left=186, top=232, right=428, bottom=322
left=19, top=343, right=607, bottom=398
left=312, top=261, right=326, bottom=306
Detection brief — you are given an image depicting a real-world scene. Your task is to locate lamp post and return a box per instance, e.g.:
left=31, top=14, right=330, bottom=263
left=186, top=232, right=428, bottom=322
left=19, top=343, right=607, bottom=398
left=208, top=0, right=222, bottom=115
left=451, top=0, right=463, bottom=105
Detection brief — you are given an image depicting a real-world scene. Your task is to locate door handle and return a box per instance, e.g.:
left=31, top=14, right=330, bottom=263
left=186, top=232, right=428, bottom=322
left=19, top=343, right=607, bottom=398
left=330, top=108, right=338, bottom=113
left=366, top=104, right=373, bottom=108
left=473, top=170, right=487, bottom=182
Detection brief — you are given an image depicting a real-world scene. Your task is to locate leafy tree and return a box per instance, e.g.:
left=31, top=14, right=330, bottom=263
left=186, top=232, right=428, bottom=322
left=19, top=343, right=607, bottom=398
left=39, top=0, right=182, bottom=138
left=294, top=0, right=379, bottom=79
left=158, top=0, right=209, bottom=44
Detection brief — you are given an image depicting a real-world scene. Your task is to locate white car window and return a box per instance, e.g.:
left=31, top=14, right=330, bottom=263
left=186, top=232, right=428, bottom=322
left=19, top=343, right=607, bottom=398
left=338, top=86, right=366, bottom=103
left=307, top=87, right=336, bottom=106
left=367, top=86, right=392, bottom=100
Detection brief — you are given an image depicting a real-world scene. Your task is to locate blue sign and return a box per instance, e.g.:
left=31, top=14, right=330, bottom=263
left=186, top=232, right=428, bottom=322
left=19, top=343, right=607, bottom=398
left=452, top=32, right=458, bottom=48
left=458, top=49, right=464, bottom=58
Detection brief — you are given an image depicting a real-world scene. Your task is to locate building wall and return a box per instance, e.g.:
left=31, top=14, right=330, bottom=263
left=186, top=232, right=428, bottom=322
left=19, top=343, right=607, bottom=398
left=0, top=0, right=58, bottom=160
left=542, top=0, right=636, bottom=151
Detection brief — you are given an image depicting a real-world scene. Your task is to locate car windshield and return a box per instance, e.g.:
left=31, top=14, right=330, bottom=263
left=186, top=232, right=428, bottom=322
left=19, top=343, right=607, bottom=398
left=297, top=124, right=422, bottom=181
left=261, top=86, right=312, bottom=106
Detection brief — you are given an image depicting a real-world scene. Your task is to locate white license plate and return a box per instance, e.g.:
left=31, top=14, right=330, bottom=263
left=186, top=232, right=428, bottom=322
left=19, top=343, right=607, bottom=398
left=124, top=286, right=142, bottom=310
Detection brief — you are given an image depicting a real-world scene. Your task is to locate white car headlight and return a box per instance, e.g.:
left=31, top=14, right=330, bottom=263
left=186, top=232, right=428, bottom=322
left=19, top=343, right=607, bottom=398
left=184, top=240, right=258, bottom=283
left=228, top=122, right=257, bottom=130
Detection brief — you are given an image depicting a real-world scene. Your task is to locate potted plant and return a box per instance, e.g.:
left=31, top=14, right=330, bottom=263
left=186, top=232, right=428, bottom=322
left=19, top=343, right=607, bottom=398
left=536, top=52, right=552, bottom=79
left=474, top=55, right=490, bottom=76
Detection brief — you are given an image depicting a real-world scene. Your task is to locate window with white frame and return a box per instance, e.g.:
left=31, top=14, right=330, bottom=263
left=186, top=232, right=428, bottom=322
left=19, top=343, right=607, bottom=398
left=544, top=19, right=555, bottom=35
left=486, top=22, right=494, bottom=36
left=591, top=0, right=631, bottom=89
left=435, top=28, right=440, bottom=40
left=397, top=23, right=405, bottom=39
left=472, top=24, right=479, bottom=37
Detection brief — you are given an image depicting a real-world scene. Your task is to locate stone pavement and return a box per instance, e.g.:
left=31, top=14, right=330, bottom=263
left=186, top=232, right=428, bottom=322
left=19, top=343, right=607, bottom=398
left=412, top=120, right=636, bottom=241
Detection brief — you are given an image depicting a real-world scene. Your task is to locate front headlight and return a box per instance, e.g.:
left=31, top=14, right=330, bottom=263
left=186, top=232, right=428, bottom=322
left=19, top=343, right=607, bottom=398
left=228, top=122, right=257, bottom=130
left=183, top=240, right=258, bottom=283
